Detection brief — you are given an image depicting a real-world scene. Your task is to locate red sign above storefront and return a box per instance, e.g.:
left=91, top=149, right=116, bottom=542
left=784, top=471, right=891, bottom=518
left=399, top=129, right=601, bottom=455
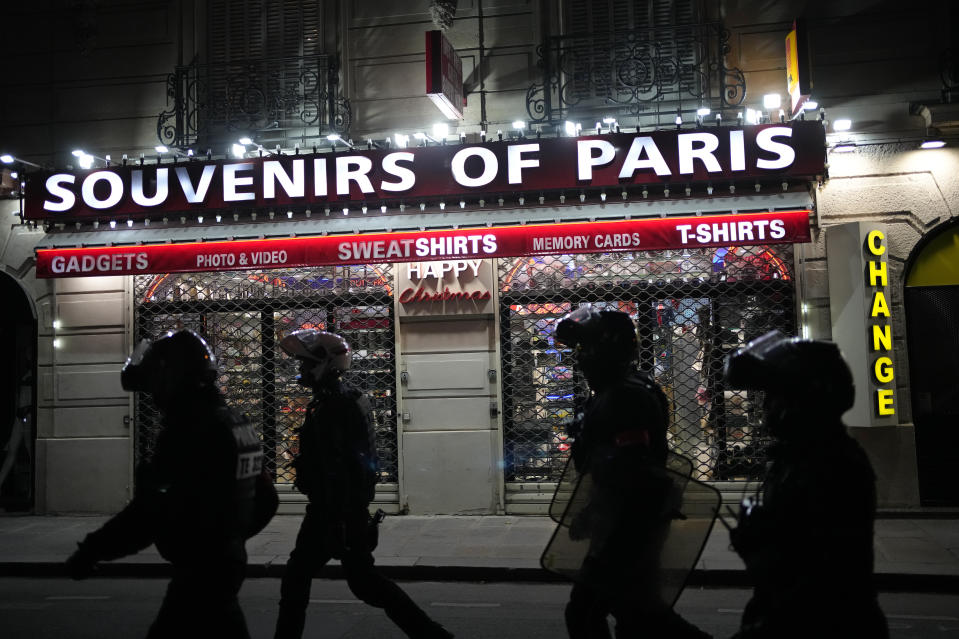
left=36, top=210, right=810, bottom=278
left=426, top=30, right=464, bottom=120
left=25, top=123, right=825, bottom=222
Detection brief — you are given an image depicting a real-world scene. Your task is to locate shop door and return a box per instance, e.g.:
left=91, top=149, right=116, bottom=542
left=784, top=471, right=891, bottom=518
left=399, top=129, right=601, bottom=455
left=500, top=246, right=795, bottom=485
left=904, top=221, right=959, bottom=506
left=905, top=286, right=959, bottom=506
left=133, top=266, right=398, bottom=489
left=0, top=273, right=35, bottom=511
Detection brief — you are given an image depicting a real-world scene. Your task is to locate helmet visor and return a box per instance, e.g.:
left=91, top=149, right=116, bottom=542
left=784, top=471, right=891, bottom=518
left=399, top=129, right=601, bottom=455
left=120, top=339, right=154, bottom=392
left=554, top=305, right=598, bottom=348
left=723, top=330, right=792, bottom=391
left=279, top=332, right=320, bottom=361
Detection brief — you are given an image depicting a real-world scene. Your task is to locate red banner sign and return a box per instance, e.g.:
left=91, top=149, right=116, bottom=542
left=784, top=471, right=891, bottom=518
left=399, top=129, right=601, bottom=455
left=36, top=210, right=810, bottom=278
left=25, top=123, right=825, bottom=221
left=426, top=30, right=464, bottom=120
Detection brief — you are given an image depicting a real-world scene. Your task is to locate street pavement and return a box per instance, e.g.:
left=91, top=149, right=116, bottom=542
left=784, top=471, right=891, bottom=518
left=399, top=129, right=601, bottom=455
left=3, top=580, right=958, bottom=638
left=1, top=513, right=957, bottom=591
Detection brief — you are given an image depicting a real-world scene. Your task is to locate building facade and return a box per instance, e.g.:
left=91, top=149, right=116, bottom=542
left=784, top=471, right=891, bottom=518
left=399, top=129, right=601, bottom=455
left=1, top=0, right=956, bottom=514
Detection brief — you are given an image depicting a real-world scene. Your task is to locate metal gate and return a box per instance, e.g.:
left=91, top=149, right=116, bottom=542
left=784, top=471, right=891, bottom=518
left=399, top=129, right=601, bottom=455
left=132, top=265, right=397, bottom=486
left=500, top=245, right=796, bottom=483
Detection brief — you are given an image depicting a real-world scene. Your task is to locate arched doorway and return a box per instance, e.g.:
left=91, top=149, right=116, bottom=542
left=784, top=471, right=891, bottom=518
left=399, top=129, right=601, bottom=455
left=0, top=272, right=36, bottom=511
left=904, top=219, right=959, bottom=506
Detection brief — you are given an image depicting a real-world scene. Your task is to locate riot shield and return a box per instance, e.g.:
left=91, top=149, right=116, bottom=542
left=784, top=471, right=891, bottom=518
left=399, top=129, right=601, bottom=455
left=548, top=452, right=581, bottom=524
left=541, top=452, right=721, bottom=608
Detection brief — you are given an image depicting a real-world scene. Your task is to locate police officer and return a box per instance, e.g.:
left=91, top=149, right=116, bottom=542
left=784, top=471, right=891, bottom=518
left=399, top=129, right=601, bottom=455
left=65, top=329, right=274, bottom=638
left=274, top=329, right=453, bottom=639
left=554, top=306, right=711, bottom=639
left=724, top=330, right=888, bottom=638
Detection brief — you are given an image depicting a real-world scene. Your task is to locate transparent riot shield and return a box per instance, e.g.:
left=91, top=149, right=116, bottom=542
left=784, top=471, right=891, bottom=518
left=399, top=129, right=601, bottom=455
left=541, top=452, right=721, bottom=608
left=548, top=451, right=582, bottom=524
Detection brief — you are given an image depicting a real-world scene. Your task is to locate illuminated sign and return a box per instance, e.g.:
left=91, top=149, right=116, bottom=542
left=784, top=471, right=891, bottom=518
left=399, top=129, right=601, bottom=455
left=866, top=229, right=895, bottom=416
left=399, top=260, right=492, bottom=303
left=785, top=19, right=812, bottom=115
left=24, top=124, right=827, bottom=221
left=35, top=209, right=811, bottom=278
left=426, top=30, right=464, bottom=120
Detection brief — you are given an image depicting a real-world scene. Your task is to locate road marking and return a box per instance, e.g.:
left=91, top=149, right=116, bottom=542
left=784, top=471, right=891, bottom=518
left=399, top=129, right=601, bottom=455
left=430, top=602, right=502, bottom=608
left=309, top=599, right=363, bottom=604
left=719, top=611, right=955, bottom=622
left=45, top=596, right=111, bottom=601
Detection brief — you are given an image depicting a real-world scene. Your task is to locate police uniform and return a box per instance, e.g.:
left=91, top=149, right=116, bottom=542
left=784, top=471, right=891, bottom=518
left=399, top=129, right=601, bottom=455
left=565, top=373, right=707, bottom=639
left=69, top=390, right=264, bottom=639
left=275, top=378, right=450, bottom=639
left=725, top=330, right=888, bottom=639
left=731, top=424, right=887, bottom=638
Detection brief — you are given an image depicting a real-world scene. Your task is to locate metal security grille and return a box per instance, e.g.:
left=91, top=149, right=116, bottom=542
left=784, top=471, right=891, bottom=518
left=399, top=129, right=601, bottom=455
left=132, top=265, right=397, bottom=485
left=500, top=245, right=796, bottom=483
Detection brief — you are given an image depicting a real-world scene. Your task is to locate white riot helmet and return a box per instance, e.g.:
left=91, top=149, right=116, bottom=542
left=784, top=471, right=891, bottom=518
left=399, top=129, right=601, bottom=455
left=279, top=329, right=352, bottom=386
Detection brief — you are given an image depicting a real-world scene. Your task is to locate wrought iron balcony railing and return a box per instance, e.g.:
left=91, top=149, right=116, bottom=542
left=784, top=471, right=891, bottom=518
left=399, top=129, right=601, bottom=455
left=526, top=22, right=746, bottom=128
left=157, top=54, right=351, bottom=151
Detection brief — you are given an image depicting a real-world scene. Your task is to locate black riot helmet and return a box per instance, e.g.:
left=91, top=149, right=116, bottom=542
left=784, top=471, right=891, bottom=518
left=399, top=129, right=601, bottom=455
left=121, top=329, right=218, bottom=396
left=555, top=305, right=638, bottom=388
left=279, top=329, right=352, bottom=388
left=724, top=330, right=854, bottom=438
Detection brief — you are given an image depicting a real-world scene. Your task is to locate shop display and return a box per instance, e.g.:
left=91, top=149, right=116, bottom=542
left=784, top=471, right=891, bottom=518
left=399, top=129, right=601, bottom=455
left=131, top=247, right=794, bottom=492
left=133, top=266, right=398, bottom=485
left=501, top=247, right=795, bottom=482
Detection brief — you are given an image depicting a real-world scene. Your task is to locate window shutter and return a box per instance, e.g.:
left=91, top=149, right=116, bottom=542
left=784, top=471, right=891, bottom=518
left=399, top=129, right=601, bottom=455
left=207, top=0, right=324, bottom=63
left=202, top=1, right=328, bottom=145
left=562, top=0, right=703, bottom=112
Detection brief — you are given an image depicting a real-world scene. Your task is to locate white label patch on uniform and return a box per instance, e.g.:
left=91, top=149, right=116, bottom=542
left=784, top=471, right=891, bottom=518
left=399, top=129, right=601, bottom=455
left=236, top=451, right=263, bottom=479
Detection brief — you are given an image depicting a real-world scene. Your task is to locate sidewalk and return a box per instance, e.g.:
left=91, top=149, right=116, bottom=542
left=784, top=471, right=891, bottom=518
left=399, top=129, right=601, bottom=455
left=1, top=514, right=957, bottom=591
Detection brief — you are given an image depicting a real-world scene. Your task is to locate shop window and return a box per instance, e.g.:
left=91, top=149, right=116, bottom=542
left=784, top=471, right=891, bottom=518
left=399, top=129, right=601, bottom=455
left=133, top=264, right=397, bottom=486
left=499, top=245, right=795, bottom=483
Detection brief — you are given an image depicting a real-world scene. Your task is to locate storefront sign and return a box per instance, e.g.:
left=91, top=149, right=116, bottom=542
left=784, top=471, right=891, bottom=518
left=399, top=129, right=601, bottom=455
left=36, top=210, right=811, bottom=278
left=785, top=19, right=812, bottom=115
left=400, top=260, right=491, bottom=303
left=826, top=221, right=898, bottom=428
left=866, top=229, right=895, bottom=416
left=25, top=124, right=826, bottom=221
left=426, top=30, right=464, bottom=120
left=397, top=259, right=494, bottom=317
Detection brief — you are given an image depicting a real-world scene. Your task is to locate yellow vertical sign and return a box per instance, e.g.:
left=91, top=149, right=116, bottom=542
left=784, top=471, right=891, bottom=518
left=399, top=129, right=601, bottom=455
left=785, top=20, right=810, bottom=115
left=865, top=230, right=895, bottom=416
left=786, top=25, right=800, bottom=109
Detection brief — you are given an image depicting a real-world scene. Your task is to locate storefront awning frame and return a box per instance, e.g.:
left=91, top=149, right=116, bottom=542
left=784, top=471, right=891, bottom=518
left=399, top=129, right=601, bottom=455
left=36, top=191, right=813, bottom=251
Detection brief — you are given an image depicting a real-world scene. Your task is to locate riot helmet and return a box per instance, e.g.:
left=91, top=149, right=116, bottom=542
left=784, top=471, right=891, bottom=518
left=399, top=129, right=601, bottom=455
left=724, top=330, right=854, bottom=438
left=555, top=305, right=638, bottom=388
left=121, top=330, right=218, bottom=404
left=279, top=329, right=351, bottom=388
